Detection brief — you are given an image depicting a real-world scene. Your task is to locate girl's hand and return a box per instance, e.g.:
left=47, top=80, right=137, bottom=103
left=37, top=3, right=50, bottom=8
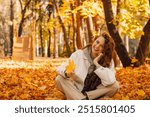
left=67, top=72, right=74, bottom=78
left=93, top=53, right=103, bottom=67
left=66, top=72, right=81, bottom=82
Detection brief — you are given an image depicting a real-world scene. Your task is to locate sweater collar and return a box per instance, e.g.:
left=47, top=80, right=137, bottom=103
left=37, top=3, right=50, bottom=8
left=83, top=47, right=93, bottom=64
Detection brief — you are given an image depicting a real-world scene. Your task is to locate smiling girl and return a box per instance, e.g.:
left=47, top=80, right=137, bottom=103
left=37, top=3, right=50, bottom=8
left=55, top=32, right=119, bottom=100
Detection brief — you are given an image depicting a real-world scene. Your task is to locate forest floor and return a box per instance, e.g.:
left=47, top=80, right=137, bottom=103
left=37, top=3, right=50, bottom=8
left=0, top=57, right=150, bottom=100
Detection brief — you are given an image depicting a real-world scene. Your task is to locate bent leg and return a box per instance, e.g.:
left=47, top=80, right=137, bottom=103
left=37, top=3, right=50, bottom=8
left=55, top=75, right=86, bottom=100
left=86, top=81, right=119, bottom=100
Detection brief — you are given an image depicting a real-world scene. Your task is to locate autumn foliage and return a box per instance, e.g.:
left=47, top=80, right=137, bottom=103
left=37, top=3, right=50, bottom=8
left=0, top=59, right=150, bottom=100
left=0, top=59, right=64, bottom=100
left=113, top=64, right=150, bottom=100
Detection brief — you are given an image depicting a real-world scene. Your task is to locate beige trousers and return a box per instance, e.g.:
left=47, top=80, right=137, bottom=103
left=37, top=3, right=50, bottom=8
left=55, top=75, right=119, bottom=100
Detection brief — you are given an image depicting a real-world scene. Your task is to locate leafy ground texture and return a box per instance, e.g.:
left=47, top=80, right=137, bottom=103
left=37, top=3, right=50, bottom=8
left=0, top=58, right=150, bottom=100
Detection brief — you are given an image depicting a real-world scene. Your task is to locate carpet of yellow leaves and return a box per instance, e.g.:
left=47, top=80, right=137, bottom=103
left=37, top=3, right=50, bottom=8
left=0, top=59, right=149, bottom=100
left=0, top=59, right=65, bottom=100
left=113, top=64, right=150, bottom=100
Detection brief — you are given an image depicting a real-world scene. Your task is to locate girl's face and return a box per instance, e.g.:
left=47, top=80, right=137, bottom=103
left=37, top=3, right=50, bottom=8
left=91, top=36, right=105, bottom=58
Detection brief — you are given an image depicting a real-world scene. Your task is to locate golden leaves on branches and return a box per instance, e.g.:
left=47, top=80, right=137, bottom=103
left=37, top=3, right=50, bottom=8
left=113, top=0, right=150, bottom=39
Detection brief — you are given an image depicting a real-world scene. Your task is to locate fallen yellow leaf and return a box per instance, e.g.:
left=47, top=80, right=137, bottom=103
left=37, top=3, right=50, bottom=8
left=131, top=58, right=138, bottom=63
left=65, top=60, right=75, bottom=74
left=24, top=77, right=31, bottom=83
left=136, top=90, right=145, bottom=96
left=122, top=95, right=129, bottom=100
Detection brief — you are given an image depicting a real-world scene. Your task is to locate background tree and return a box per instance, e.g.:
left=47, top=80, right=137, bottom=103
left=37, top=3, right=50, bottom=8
left=102, top=0, right=150, bottom=67
left=46, top=3, right=53, bottom=57
left=18, top=0, right=32, bottom=37
left=0, top=0, right=150, bottom=66
left=0, top=12, right=9, bottom=56
left=102, top=0, right=131, bottom=67
left=135, top=0, right=150, bottom=65
left=9, top=0, right=15, bottom=56
left=75, top=0, right=83, bottom=49
left=38, top=1, right=44, bottom=57
left=53, top=0, right=71, bottom=56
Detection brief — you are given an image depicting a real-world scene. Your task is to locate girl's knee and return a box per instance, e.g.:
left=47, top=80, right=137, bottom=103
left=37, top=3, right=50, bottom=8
left=111, top=81, right=120, bottom=91
left=55, top=75, right=63, bottom=83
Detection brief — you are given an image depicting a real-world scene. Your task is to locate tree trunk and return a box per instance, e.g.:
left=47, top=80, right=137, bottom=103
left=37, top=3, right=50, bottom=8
left=53, top=0, right=71, bottom=56
left=53, top=24, right=56, bottom=58
left=83, top=21, right=89, bottom=44
left=1, top=17, right=8, bottom=56
left=47, top=10, right=52, bottom=57
left=18, top=0, right=32, bottom=37
left=52, top=5, right=58, bottom=58
left=92, top=15, right=99, bottom=33
left=9, top=0, right=14, bottom=56
left=116, top=0, right=121, bottom=26
left=86, top=16, right=93, bottom=43
left=18, top=20, right=24, bottom=37
left=58, top=15, right=71, bottom=56
left=29, top=19, right=35, bottom=60
left=70, top=3, right=76, bottom=52
left=76, top=0, right=83, bottom=49
left=102, top=0, right=131, bottom=67
left=53, top=22, right=58, bottom=58
left=68, top=24, right=71, bottom=44
left=47, top=30, right=51, bottom=57
left=76, top=13, right=83, bottom=49
left=135, top=20, right=150, bottom=64
left=135, top=0, right=150, bottom=65
left=29, top=35, right=35, bottom=60
left=39, top=8, right=44, bottom=57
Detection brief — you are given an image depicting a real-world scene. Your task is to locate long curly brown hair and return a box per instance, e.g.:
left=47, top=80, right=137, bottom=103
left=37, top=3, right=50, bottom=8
left=83, top=32, right=115, bottom=68
left=97, top=32, right=115, bottom=67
